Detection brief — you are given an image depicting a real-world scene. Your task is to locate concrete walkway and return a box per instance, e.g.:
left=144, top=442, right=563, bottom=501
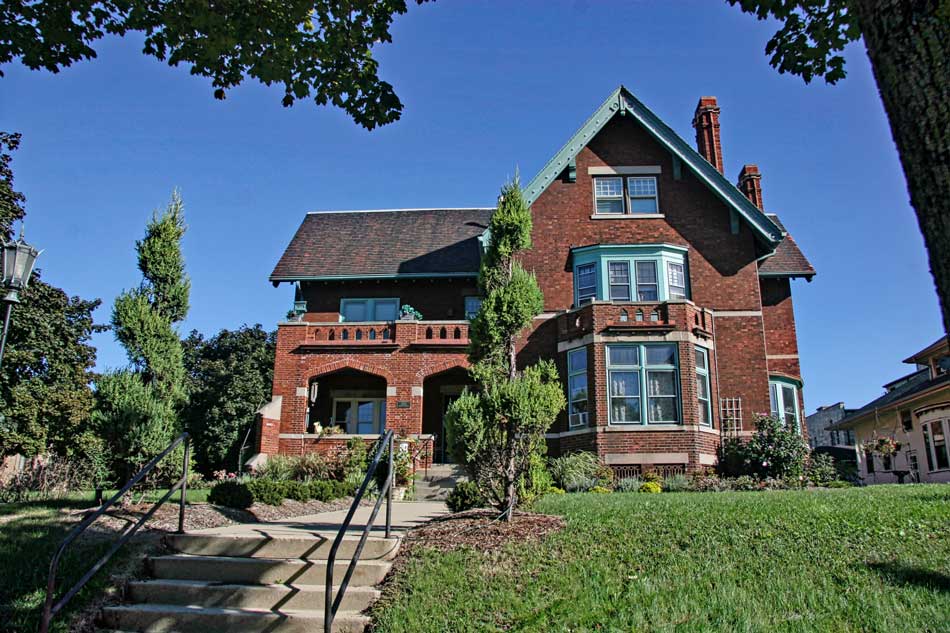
left=194, top=501, right=448, bottom=538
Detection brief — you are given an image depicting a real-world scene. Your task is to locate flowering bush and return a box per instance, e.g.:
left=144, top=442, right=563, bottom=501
left=639, top=482, right=662, bottom=494
left=718, top=415, right=808, bottom=479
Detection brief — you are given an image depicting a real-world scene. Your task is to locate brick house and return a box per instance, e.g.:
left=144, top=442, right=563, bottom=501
left=251, top=86, right=815, bottom=475
left=830, top=336, right=950, bottom=484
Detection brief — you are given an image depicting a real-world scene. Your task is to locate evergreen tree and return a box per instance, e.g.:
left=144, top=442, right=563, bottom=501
left=446, top=178, right=565, bottom=521
left=94, top=191, right=190, bottom=479
left=0, top=133, right=103, bottom=459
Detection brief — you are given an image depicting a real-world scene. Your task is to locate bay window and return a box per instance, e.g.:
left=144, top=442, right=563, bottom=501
left=607, top=343, right=680, bottom=425
left=922, top=418, right=950, bottom=471
left=567, top=347, right=589, bottom=428
left=572, top=245, right=689, bottom=305
left=340, top=298, right=399, bottom=322
left=769, top=377, right=801, bottom=431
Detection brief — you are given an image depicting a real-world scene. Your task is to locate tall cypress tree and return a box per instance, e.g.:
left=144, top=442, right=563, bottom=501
left=446, top=178, right=565, bottom=521
left=93, top=191, right=190, bottom=479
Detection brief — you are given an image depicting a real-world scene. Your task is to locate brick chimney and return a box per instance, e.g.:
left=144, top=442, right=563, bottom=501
left=737, top=164, right=764, bottom=210
left=692, top=97, right=723, bottom=173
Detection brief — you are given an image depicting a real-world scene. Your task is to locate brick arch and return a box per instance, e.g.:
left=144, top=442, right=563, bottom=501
left=416, top=357, right=471, bottom=383
left=306, top=357, right=395, bottom=384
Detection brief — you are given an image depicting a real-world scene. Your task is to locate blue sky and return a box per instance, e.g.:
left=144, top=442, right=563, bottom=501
left=0, top=1, right=941, bottom=414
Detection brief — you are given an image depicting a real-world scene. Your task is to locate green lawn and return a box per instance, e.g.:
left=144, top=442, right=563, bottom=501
left=372, top=485, right=950, bottom=632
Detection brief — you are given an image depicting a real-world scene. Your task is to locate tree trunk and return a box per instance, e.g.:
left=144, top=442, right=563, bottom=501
left=851, top=0, right=950, bottom=336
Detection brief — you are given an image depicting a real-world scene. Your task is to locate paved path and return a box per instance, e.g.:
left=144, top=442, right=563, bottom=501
left=194, top=501, right=449, bottom=538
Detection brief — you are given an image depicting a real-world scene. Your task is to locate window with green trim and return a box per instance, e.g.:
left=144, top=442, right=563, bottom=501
left=769, top=378, right=800, bottom=430
left=607, top=343, right=680, bottom=425
left=567, top=347, right=589, bottom=428
left=576, top=263, right=597, bottom=303
left=696, top=347, right=712, bottom=427
left=571, top=245, right=689, bottom=305
left=340, top=298, right=399, bottom=322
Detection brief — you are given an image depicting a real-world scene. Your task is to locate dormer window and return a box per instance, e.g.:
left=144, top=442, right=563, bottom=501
left=593, top=176, right=659, bottom=216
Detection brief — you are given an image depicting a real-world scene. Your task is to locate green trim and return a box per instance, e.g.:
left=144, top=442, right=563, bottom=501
left=769, top=374, right=804, bottom=389
left=571, top=242, right=688, bottom=255
left=272, top=272, right=479, bottom=283
left=571, top=244, right=689, bottom=304
left=340, top=297, right=399, bottom=322
left=605, top=343, right=683, bottom=426
left=523, top=86, right=784, bottom=247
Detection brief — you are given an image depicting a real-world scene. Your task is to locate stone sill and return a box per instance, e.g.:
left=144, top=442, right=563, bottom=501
left=590, top=214, right=665, bottom=220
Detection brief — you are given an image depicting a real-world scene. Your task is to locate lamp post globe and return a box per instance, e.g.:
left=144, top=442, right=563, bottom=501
left=0, top=234, right=42, bottom=368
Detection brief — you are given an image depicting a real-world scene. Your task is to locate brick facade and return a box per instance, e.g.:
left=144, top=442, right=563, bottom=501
left=255, top=90, right=812, bottom=474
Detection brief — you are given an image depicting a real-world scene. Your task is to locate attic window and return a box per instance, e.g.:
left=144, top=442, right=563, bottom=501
left=593, top=176, right=659, bottom=215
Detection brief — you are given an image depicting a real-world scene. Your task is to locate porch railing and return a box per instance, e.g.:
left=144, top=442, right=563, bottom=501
left=325, top=429, right=394, bottom=633
left=39, top=432, right=191, bottom=633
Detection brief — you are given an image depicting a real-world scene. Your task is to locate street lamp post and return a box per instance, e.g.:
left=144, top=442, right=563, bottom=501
left=0, top=233, right=41, bottom=370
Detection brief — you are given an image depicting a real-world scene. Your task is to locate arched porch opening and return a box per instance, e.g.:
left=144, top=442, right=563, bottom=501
left=306, top=368, right=388, bottom=434
left=422, top=366, right=476, bottom=463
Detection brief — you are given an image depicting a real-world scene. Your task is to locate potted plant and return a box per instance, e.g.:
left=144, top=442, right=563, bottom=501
left=400, top=304, right=423, bottom=320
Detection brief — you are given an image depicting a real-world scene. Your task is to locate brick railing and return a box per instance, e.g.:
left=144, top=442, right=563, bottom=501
left=300, top=322, right=396, bottom=346
left=412, top=321, right=469, bottom=346
left=281, top=319, right=471, bottom=349
left=557, top=301, right=714, bottom=340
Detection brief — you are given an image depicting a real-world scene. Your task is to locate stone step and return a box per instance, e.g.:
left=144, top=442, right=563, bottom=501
left=100, top=604, right=369, bottom=633
left=127, top=579, right=380, bottom=612
left=165, top=534, right=400, bottom=561
left=150, top=555, right=392, bottom=586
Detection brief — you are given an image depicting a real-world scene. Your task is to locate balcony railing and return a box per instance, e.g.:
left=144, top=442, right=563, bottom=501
left=557, top=300, right=713, bottom=340
left=412, top=321, right=469, bottom=347
left=284, top=320, right=470, bottom=350
left=301, top=322, right=396, bottom=347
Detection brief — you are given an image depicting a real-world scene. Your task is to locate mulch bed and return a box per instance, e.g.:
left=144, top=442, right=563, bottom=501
left=403, top=509, right=565, bottom=553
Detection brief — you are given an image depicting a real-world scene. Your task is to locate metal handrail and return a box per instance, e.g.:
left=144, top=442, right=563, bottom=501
left=38, top=432, right=191, bottom=633
left=325, top=430, right=394, bottom=633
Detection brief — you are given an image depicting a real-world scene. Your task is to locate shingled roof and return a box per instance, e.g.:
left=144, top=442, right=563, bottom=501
left=270, top=208, right=494, bottom=283
left=758, top=214, right=816, bottom=279
left=830, top=369, right=950, bottom=430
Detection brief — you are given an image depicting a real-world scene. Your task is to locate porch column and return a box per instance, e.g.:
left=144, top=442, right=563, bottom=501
left=386, top=385, right=423, bottom=437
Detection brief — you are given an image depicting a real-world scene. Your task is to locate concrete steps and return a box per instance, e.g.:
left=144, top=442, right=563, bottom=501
left=414, top=464, right=467, bottom=501
left=99, top=532, right=399, bottom=633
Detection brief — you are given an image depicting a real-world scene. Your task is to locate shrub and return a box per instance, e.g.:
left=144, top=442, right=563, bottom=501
left=590, top=486, right=612, bottom=494
left=546, top=487, right=566, bottom=495
left=283, top=480, right=311, bottom=502
left=0, top=455, right=94, bottom=503
left=446, top=481, right=485, bottom=512
left=548, top=452, right=603, bottom=490
left=691, top=475, right=732, bottom=492
left=642, top=470, right=664, bottom=485
left=662, top=474, right=690, bottom=493
left=374, top=444, right=414, bottom=490
left=294, top=452, right=331, bottom=481
left=639, top=481, right=662, bottom=494
left=615, top=477, right=643, bottom=493
left=732, top=475, right=758, bottom=491
left=517, top=448, right=554, bottom=506
left=564, top=475, right=598, bottom=493
left=245, top=479, right=287, bottom=506
left=807, top=453, right=839, bottom=486
left=718, top=415, right=808, bottom=479
left=208, top=480, right=254, bottom=509
left=255, top=455, right=296, bottom=481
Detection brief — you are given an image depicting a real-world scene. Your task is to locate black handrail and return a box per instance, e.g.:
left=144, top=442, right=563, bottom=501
left=38, top=432, right=191, bottom=633
left=325, top=430, right=394, bottom=633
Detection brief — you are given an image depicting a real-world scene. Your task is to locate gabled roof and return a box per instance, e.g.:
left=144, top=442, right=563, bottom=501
left=523, top=86, right=784, bottom=247
left=758, top=214, right=816, bottom=279
left=903, top=335, right=949, bottom=365
left=830, top=369, right=950, bottom=430
left=270, top=208, right=493, bottom=283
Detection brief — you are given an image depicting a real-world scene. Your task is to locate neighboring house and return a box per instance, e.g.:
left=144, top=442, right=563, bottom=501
left=806, top=403, right=856, bottom=450
left=251, top=86, right=815, bottom=475
left=831, top=336, right=950, bottom=484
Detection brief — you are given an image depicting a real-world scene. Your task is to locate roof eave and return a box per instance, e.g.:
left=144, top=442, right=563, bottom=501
left=523, top=86, right=784, bottom=248
left=270, top=272, right=480, bottom=285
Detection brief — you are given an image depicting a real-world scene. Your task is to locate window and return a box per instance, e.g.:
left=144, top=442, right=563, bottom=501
left=464, top=296, right=482, bottom=320
left=594, top=177, right=624, bottom=214
left=636, top=261, right=658, bottom=301
left=332, top=398, right=387, bottom=434
left=627, top=177, right=659, bottom=214
left=922, top=419, right=950, bottom=471
left=567, top=348, right=589, bottom=428
left=575, top=263, right=597, bottom=303
left=668, top=262, right=687, bottom=300
left=696, top=347, right=712, bottom=427
left=865, top=450, right=875, bottom=474
left=608, top=262, right=631, bottom=301
left=769, top=378, right=800, bottom=430
left=607, top=344, right=680, bottom=425
left=340, top=298, right=398, bottom=322
left=900, top=409, right=914, bottom=431
left=592, top=176, right=659, bottom=215
left=882, top=454, right=893, bottom=471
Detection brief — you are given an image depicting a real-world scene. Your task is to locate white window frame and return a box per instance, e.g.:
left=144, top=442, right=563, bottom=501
left=635, top=260, right=659, bottom=302
left=593, top=176, right=625, bottom=214
left=464, top=296, right=482, bottom=320
left=922, top=418, right=950, bottom=472
left=768, top=379, right=801, bottom=431
left=339, top=298, right=399, bottom=322
left=331, top=397, right=387, bottom=434
left=607, top=343, right=681, bottom=426
left=575, top=262, right=598, bottom=304
left=668, top=262, right=687, bottom=300
left=607, top=260, right=631, bottom=301
left=567, top=347, right=589, bottom=428
left=696, top=347, right=712, bottom=427
left=627, top=176, right=659, bottom=214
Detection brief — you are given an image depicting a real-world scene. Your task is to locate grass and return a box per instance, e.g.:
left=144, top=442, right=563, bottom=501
left=0, top=488, right=209, bottom=632
left=372, top=485, right=950, bottom=632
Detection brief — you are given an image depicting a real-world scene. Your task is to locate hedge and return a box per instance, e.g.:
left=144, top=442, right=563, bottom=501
left=208, top=478, right=351, bottom=509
